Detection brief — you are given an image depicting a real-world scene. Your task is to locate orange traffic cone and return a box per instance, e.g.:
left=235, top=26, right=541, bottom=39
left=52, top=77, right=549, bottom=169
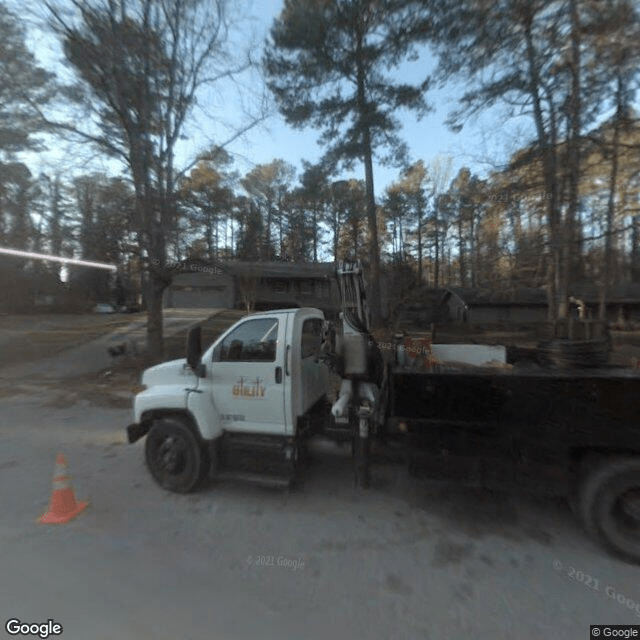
left=38, top=453, right=89, bottom=524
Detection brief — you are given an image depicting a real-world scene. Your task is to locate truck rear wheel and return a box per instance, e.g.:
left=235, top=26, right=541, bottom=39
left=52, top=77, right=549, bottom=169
left=577, top=456, right=640, bottom=563
left=145, top=418, right=207, bottom=493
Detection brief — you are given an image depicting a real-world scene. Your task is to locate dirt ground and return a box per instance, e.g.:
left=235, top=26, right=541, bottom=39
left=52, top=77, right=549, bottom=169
left=2, top=314, right=640, bottom=640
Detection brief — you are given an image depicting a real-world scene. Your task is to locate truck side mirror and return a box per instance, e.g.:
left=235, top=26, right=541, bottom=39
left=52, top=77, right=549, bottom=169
left=186, top=326, right=203, bottom=373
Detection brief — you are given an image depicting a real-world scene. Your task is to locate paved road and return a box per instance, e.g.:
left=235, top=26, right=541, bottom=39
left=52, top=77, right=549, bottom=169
left=1, top=391, right=640, bottom=640
left=1, top=313, right=640, bottom=639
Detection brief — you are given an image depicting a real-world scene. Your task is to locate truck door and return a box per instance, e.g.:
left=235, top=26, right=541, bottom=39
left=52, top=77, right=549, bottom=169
left=285, top=314, right=327, bottom=426
left=210, top=315, right=289, bottom=435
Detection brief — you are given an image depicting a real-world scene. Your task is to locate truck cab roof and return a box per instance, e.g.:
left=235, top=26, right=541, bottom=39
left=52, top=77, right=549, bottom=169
left=245, top=307, right=324, bottom=319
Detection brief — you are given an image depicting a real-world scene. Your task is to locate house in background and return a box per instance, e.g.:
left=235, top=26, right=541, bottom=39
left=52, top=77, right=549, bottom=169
left=395, top=288, right=471, bottom=327
left=0, top=259, right=72, bottom=313
left=568, top=282, right=640, bottom=326
left=163, top=268, right=235, bottom=309
left=450, top=287, right=549, bottom=326
left=163, top=261, right=338, bottom=315
left=397, top=283, right=640, bottom=329
left=163, top=260, right=640, bottom=329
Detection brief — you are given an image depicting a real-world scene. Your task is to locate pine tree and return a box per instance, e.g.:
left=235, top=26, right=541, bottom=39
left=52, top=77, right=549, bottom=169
left=264, top=0, right=431, bottom=323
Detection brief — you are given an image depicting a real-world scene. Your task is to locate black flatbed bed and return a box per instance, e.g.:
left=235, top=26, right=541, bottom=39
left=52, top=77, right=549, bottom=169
left=386, top=361, right=640, bottom=497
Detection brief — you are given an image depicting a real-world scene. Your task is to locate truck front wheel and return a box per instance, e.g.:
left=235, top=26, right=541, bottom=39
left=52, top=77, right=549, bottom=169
left=145, top=418, right=207, bottom=493
left=578, top=456, right=640, bottom=563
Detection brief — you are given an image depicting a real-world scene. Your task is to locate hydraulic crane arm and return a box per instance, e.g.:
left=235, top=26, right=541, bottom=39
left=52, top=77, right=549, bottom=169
left=336, top=260, right=370, bottom=334
left=321, top=260, right=384, bottom=487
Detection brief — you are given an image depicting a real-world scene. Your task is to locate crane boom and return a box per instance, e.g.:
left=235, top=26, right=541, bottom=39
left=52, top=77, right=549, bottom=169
left=324, top=260, right=385, bottom=487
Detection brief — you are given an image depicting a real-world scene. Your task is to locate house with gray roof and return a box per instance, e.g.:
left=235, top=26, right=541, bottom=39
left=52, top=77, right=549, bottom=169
left=163, top=260, right=338, bottom=314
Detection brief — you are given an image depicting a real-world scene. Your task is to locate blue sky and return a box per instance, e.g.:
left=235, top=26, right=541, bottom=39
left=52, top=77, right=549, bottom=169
left=220, top=0, right=523, bottom=194
left=20, top=0, right=528, bottom=196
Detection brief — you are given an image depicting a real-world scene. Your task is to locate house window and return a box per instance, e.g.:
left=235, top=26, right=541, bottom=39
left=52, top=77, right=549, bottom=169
left=270, top=279, right=288, bottom=293
left=298, top=279, right=313, bottom=295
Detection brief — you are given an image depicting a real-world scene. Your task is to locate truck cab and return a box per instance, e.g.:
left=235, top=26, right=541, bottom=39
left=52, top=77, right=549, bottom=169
left=193, top=307, right=328, bottom=437
left=127, top=308, right=329, bottom=492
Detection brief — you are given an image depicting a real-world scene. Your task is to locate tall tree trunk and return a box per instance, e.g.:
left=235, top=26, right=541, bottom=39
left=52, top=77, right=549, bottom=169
left=146, top=195, right=169, bottom=361
left=458, top=213, right=465, bottom=286
left=507, top=203, right=523, bottom=285
left=352, top=213, right=358, bottom=259
left=434, top=204, right=440, bottom=287
left=600, top=74, right=624, bottom=320
left=417, top=205, right=423, bottom=284
left=362, top=130, right=381, bottom=324
left=278, top=200, right=284, bottom=258
left=470, top=211, right=477, bottom=287
left=356, top=32, right=381, bottom=326
left=206, top=218, right=214, bottom=260
left=49, top=175, right=63, bottom=258
left=562, top=0, right=582, bottom=321
left=214, top=216, right=219, bottom=261
left=264, top=201, right=272, bottom=261
left=146, top=271, right=165, bottom=360
left=524, top=12, right=561, bottom=321
left=313, top=207, right=318, bottom=262
left=632, top=216, right=640, bottom=283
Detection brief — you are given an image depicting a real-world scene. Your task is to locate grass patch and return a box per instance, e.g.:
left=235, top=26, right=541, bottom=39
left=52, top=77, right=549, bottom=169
left=0, top=314, right=139, bottom=367
left=2, top=309, right=246, bottom=411
left=162, top=309, right=246, bottom=361
left=78, top=309, right=248, bottom=405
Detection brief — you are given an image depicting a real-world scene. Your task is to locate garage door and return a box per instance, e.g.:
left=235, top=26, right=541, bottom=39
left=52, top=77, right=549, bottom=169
left=170, top=286, right=230, bottom=309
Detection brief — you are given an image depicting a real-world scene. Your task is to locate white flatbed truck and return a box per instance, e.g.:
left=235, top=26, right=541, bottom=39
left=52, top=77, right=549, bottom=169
left=127, top=263, right=640, bottom=563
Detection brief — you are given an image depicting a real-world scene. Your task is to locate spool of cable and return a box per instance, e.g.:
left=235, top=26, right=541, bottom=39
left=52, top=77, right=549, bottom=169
left=537, top=337, right=611, bottom=368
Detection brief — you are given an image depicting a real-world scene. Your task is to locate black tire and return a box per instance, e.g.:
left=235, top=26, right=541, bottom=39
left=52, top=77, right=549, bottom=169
left=144, top=418, right=208, bottom=493
left=577, top=456, right=640, bottom=563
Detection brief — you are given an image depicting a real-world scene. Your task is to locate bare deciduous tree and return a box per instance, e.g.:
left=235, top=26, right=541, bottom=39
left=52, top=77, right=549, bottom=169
left=43, top=0, right=261, bottom=359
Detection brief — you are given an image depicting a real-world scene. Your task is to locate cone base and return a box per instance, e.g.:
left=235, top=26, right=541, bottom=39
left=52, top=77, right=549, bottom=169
left=38, top=500, right=89, bottom=524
